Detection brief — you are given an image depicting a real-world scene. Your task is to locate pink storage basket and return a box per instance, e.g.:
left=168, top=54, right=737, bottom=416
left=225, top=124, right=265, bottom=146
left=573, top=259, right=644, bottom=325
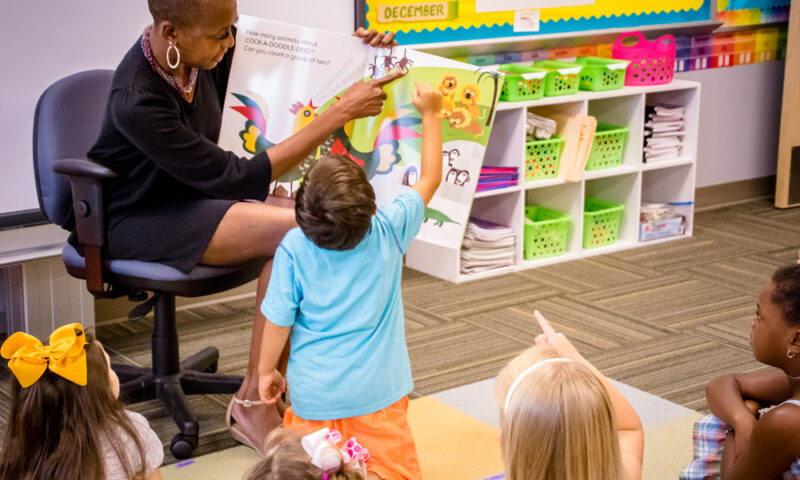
left=612, top=32, right=675, bottom=86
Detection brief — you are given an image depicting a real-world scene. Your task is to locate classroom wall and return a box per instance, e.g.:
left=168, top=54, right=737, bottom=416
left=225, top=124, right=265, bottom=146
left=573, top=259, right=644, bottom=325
left=0, top=2, right=784, bottom=218
left=0, top=0, right=354, bottom=218
left=676, top=61, right=785, bottom=188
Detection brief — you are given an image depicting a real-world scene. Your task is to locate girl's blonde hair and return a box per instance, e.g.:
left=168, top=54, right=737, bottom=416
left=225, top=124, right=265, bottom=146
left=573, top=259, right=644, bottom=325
left=494, top=345, right=624, bottom=480
left=244, top=428, right=365, bottom=480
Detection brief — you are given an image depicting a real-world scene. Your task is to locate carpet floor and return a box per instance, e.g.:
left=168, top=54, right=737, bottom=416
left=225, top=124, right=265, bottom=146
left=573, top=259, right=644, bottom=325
left=1, top=197, right=797, bottom=470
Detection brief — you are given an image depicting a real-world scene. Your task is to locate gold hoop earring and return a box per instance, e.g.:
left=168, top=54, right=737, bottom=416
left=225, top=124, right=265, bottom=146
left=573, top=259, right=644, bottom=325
left=167, top=41, right=180, bottom=69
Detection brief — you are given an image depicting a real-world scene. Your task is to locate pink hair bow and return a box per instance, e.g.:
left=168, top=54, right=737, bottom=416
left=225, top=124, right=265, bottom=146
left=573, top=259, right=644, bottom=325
left=301, top=428, right=370, bottom=473
left=344, top=437, right=370, bottom=463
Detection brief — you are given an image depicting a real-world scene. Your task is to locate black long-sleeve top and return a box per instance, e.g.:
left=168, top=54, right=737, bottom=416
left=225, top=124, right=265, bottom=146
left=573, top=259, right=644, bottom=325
left=88, top=37, right=271, bottom=224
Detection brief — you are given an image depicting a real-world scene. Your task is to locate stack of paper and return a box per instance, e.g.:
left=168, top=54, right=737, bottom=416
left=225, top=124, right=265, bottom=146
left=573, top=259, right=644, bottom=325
left=476, top=166, right=519, bottom=193
left=460, top=217, right=516, bottom=274
left=526, top=112, right=557, bottom=140
left=644, top=104, right=685, bottom=163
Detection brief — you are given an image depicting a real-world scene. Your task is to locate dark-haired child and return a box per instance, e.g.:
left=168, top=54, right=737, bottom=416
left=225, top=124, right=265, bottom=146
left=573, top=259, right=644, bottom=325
left=0, top=324, right=163, bottom=480
left=255, top=82, right=442, bottom=480
left=682, top=264, right=800, bottom=479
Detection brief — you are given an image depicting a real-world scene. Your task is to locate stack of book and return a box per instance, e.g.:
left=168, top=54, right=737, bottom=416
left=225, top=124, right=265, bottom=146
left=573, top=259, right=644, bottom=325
left=644, top=104, right=685, bottom=163
left=476, top=166, right=518, bottom=193
left=460, top=217, right=516, bottom=275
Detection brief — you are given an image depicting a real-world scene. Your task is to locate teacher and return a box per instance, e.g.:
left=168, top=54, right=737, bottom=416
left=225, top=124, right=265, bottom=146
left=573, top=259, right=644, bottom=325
left=88, top=0, right=404, bottom=452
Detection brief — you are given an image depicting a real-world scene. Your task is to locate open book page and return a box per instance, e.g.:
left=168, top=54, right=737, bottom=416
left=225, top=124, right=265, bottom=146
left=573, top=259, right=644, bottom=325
left=218, top=15, right=502, bottom=249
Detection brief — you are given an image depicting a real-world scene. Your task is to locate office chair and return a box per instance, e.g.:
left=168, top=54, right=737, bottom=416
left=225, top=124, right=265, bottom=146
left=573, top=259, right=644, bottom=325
left=33, top=69, right=267, bottom=458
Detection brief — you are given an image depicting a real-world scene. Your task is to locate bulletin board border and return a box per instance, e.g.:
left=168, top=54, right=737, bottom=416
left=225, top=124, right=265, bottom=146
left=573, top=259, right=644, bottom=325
left=356, top=0, right=715, bottom=46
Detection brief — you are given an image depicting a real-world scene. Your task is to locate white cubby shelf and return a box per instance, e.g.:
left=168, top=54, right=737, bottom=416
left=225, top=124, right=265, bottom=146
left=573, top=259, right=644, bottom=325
left=406, top=79, right=701, bottom=283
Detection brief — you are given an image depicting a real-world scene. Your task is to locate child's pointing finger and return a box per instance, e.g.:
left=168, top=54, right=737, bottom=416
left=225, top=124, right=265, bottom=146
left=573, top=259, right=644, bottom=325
left=534, top=309, right=556, bottom=338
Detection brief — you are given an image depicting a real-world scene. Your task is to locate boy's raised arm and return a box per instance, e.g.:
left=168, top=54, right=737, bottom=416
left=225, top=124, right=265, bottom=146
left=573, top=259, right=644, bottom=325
left=410, top=82, right=443, bottom=206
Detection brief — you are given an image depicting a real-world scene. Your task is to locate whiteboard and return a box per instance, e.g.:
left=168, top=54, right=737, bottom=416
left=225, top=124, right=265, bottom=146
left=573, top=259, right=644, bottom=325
left=0, top=0, right=353, bottom=218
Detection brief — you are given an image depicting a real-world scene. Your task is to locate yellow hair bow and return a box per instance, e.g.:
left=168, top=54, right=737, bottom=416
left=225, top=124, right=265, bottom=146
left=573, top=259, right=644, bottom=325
left=0, top=323, right=87, bottom=388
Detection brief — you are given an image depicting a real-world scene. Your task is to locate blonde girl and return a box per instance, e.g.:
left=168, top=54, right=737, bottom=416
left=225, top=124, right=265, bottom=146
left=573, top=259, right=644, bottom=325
left=494, top=311, right=644, bottom=480
left=244, top=427, right=369, bottom=480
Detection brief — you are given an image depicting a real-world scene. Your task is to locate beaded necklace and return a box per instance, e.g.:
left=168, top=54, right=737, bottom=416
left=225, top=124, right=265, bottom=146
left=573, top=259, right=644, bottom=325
left=140, top=25, right=198, bottom=102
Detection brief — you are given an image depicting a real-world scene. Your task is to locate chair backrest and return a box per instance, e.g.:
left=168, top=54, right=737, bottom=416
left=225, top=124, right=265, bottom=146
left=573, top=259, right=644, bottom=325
left=33, top=69, right=114, bottom=229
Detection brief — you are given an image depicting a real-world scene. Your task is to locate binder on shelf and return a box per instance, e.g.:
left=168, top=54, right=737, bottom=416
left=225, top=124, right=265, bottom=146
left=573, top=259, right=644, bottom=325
left=477, top=166, right=519, bottom=192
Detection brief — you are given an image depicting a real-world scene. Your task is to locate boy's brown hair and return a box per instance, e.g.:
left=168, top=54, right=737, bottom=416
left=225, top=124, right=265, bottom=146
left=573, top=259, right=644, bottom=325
left=295, top=155, right=376, bottom=250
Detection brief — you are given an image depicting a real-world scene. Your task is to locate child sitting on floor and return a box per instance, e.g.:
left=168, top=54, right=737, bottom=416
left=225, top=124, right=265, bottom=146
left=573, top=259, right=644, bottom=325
left=682, top=264, right=800, bottom=480
left=243, top=427, right=369, bottom=480
left=255, top=81, right=443, bottom=480
left=494, top=310, right=644, bottom=480
left=0, top=323, right=163, bottom=480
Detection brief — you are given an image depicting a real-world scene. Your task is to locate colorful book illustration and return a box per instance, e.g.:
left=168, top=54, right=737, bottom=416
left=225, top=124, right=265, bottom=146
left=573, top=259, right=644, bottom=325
left=218, top=15, right=502, bottom=248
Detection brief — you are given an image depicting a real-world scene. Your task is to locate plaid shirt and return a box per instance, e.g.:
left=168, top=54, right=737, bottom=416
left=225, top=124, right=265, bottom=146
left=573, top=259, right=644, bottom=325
left=681, top=414, right=800, bottom=480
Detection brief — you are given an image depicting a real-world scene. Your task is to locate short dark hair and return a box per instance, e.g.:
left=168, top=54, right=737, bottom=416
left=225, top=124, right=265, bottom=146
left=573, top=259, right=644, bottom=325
left=147, top=0, right=205, bottom=26
left=773, top=264, right=800, bottom=326
left=295, top=155, right=376, bottom=251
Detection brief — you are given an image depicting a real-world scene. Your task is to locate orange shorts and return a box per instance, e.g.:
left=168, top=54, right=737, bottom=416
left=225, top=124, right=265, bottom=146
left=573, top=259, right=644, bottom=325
left=283, top=396, right=421, bottom=480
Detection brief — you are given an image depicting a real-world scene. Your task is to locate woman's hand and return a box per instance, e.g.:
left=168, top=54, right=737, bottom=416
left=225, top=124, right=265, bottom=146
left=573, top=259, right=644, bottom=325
left=411, top=82, right=442, bottom=118
left=335, top=70, right=406, bottom=120
left=352, top=27, right=397, bottom=48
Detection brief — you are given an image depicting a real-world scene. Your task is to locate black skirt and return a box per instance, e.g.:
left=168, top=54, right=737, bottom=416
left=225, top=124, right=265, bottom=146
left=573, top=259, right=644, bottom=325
left=104, top=197, right=237, bottom=274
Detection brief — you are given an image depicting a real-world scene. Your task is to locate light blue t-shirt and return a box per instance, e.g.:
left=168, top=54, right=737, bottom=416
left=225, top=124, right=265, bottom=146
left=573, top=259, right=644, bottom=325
left=261, top=189, right=425, bottom=420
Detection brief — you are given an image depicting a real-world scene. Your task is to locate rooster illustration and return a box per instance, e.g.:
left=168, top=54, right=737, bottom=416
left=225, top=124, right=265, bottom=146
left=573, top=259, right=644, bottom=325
left=290, top=99, right=317, bottom=132
left=230, top=92, right=422, bottom=184
left=283, top=99, right=320, bottom=193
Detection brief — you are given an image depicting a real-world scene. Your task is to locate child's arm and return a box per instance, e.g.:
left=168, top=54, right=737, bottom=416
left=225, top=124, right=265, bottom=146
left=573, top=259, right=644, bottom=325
left=257, top=320, right=291, bottom=404
left=534, top=311, right=644, bottom=480
left=719, top=404, right=800, bottom=479
left=707, top=368, right=792, bottom=455
left=410, top=82, right=443, bottom=206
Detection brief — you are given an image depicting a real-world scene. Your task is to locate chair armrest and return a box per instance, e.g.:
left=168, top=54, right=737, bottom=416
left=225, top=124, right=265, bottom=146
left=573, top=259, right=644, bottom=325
left=53, top=157, right=116, bottom=296
left=53, top=158, right=117, bottom=179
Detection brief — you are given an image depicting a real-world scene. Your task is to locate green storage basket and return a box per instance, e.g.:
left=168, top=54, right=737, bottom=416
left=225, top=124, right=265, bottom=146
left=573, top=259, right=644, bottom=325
left=574, top=57, right=630, bottom=91
left=525, top=136, right=564, bottom=181
left=498, top=64, right=548, bottom=101
left=586, top=124, right=628, bottom=170
left=524, top=206, right=571, bottom=260
left=532, top=60, right=582, bottom=96
left=582, top=197, right=624, bottom=249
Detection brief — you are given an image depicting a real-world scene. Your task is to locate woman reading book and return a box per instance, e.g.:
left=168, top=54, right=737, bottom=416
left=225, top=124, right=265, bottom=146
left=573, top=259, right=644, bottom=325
left=87, top=0, right=404, bottom=452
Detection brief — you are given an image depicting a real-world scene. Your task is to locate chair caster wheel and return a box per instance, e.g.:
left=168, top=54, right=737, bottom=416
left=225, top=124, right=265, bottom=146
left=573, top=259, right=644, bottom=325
left=170, top=433, right=198, bottom=459
left=204, top=360, right=218, bottom=373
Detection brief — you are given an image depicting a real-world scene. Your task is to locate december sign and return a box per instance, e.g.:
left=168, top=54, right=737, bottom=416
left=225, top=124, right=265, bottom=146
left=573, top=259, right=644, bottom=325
left=377, top=2, right=458, bottom=22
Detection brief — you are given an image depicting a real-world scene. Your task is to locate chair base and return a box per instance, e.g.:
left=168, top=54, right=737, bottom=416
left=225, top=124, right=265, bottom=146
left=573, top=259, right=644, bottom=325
left=112, top=294, right=244, bottom=459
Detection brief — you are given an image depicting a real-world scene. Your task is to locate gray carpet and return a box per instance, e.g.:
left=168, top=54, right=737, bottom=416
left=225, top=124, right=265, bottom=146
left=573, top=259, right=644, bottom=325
left=1, top=197, right=798, bottom=464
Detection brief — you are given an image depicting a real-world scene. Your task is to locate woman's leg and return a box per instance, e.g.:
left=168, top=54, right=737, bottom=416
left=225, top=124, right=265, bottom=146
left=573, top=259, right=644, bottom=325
left=201, top=200, right=296, bottom=449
